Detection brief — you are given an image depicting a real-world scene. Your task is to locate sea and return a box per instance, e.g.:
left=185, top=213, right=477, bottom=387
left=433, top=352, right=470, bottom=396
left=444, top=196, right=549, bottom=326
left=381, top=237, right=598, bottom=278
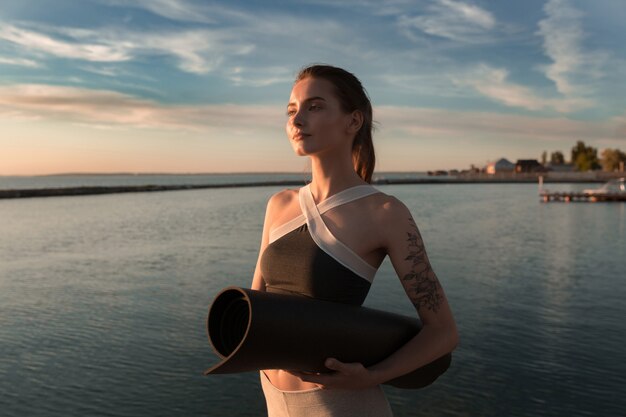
left=1, top=173, right=625, bottom=417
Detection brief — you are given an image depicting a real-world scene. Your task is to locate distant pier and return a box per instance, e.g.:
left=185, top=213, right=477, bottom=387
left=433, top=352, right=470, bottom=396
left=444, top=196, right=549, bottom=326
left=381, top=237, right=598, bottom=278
left=540, top=191, right=626, bottom=203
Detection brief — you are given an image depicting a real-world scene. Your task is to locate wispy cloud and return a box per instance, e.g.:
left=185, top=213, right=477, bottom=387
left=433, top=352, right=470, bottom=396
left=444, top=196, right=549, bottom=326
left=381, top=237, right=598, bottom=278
left=298, top=0, right=417, bottom=16
left=537, top=0, right=605, bottom=96
left=380, top=72, right=471, bottom=98
left=1, top=84, right=621, bottom=146
left=375, top=105, right=621, bottom=144
left=398, top=0, right=496, bottom=43
left=102, top=0, right=361, bottom=75
left=454, top=64, right=592, bottom=113
left=102, top=0, right=252, bottom=24
left=105, top=0, right=215, bottom=23
left=0, top=84, right=283, bottom=130
left=0, top=3, right=411, bottom=86
left=0, top=24, right=131, bottom=62
left=114, top=29, right=253, bottom=74
left=0, top=55, right=41, bottom=68
left=79, top=65, right=121, bottom=77
left=227, top=66, right=293, bottom=87
left=0, top=22, right=254, bottom=74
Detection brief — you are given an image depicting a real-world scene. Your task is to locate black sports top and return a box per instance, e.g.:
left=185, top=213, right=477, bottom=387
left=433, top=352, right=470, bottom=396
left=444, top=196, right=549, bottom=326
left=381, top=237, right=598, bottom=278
left=260, top=184, right=382, bottom=306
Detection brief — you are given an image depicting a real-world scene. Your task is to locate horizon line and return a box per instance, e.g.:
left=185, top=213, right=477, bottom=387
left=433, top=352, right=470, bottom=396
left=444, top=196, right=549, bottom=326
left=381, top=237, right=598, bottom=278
left=0, top=170, right=432, bottom=177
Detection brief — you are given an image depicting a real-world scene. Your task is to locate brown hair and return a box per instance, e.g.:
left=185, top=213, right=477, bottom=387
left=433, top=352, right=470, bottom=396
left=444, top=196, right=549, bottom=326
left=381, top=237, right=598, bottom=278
left=295, top=64, right=376, bottom=183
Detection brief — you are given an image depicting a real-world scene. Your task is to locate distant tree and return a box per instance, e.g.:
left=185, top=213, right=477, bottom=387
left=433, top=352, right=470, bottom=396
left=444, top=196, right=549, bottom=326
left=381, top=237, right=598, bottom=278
left=541, top=151, right=547, bottom=165
left=550, top=151, right=565, bottom=164
left=571, top=141, right=600, bottom=171
left=600, top=148, right=626, bottom=172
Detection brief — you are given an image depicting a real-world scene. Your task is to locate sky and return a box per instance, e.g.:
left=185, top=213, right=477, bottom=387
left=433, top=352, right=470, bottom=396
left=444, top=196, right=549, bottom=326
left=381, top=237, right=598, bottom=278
left=0, top=0, right=625, bottom=175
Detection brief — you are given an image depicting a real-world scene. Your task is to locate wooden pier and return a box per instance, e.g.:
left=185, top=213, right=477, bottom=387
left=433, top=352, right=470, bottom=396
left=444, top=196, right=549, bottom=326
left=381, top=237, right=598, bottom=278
left=540, top=191, right=626, bottom=203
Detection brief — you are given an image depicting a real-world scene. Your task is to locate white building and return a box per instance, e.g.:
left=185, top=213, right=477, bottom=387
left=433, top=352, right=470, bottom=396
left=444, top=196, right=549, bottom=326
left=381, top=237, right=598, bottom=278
left=485, top=158, right=515, bottom=174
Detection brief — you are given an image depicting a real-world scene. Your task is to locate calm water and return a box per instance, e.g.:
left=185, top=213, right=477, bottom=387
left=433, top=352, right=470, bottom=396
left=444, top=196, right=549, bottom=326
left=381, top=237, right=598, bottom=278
left=1, top=181, right=624, bottom=417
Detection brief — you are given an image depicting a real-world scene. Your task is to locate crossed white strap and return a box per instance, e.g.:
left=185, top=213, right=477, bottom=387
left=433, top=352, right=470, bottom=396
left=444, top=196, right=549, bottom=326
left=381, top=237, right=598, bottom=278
left=268, top=184, right=380, bottom=283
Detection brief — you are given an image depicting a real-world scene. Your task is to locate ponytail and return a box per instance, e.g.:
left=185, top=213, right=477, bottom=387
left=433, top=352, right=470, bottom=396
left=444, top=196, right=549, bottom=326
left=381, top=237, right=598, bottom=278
left=351, top=102, right=375, bottom=183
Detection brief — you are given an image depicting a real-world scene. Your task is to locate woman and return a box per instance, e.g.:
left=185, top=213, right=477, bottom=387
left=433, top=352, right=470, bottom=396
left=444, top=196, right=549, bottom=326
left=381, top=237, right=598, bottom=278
left=250, top=64, right=458, bottom=416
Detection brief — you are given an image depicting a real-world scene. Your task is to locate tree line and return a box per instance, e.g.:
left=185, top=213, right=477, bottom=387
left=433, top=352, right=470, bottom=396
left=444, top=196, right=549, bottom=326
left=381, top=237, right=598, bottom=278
left=540, top=141, right=626, bottom=172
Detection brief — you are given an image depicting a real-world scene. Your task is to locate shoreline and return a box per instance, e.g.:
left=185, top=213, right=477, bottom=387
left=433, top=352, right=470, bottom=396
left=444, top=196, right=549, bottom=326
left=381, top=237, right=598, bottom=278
left=1, top=172, right=624, bottom=199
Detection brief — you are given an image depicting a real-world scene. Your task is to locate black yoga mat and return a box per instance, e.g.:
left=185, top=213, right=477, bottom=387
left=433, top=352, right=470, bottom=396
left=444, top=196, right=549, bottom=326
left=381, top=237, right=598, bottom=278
left=203, top=286, right=451, bottom=389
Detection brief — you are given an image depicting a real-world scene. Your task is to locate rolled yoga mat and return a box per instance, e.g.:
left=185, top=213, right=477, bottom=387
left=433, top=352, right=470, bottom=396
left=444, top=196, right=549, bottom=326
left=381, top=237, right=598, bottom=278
left=203, top=286, right=451, bottom=389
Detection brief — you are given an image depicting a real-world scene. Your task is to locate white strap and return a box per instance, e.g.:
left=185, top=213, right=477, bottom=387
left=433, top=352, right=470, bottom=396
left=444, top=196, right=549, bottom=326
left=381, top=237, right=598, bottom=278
left=269, top=214, right=306, bottom=243
left=299, top=184, right=378, bottom=283
left=268, top=184, right=380, bottom=244
left=316, top=185, right=380, bottom=213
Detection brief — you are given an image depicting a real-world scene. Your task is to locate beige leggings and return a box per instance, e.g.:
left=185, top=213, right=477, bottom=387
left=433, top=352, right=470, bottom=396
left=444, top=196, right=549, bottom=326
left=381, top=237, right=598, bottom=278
left=260, top=370, right=394, bottom=417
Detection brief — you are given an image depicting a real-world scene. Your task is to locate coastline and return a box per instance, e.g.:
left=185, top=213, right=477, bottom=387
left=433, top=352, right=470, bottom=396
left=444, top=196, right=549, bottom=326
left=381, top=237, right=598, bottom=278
left=1, top=171, right=624, bottom=199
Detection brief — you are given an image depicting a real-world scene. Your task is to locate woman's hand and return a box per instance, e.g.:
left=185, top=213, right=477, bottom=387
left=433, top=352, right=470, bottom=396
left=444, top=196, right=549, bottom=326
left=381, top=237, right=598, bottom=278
left=285, top=358, right=381, bottom=390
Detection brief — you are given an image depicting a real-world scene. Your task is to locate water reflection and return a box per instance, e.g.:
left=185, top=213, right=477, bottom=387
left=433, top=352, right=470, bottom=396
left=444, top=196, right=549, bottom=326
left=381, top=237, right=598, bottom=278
left=1, top=184, right=624, bottom=416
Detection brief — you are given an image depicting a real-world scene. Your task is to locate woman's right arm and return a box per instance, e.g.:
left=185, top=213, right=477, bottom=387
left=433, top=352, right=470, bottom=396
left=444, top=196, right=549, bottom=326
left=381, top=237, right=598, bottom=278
left=250, top=191, right=282, bottom=291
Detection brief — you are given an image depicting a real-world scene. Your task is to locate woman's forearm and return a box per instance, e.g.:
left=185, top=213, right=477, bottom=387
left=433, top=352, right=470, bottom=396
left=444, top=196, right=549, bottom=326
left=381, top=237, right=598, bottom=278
left=367, top=323, right=458, bottom=385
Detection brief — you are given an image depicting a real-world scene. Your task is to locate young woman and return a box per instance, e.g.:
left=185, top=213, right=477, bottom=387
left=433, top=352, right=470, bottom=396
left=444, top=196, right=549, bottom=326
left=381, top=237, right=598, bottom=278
left=250, top=65, right=458, bottom=416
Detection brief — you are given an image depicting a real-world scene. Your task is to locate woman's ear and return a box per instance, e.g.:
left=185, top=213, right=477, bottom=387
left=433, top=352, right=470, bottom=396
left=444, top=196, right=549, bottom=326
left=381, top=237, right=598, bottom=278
left=346, top=110, right=364, bottom=134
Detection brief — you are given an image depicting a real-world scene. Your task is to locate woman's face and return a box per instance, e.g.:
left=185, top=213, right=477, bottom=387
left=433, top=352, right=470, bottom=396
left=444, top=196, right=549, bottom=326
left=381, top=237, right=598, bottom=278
left=286, top=77, right=353, bottom=157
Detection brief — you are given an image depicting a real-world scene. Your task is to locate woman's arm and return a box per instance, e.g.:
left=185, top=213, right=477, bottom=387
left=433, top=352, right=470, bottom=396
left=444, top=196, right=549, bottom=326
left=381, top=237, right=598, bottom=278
left=250, top=194, right=273, bottom=291
left=366, top=196, right=459, bottom=384
left=250, top=190, right=288, bottom=291
left=289, top=196, right=458, bottom=389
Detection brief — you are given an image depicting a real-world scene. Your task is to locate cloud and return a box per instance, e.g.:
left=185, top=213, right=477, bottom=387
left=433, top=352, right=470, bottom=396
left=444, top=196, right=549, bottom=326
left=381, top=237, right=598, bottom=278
left=0, top=3, right=378, bottom=84
left=454, top=64, right=592, bottom=113
left=380, top=72, right=471, bottom=98
left=375, top=105, right=622, bottom=144
left=227, top=66, right=293, bottom=87
left=537, top=0, right=605, bottom=96
left=108, top=0, right=216, bottom=23
left=297, top=0, right=417, bottom=16
left=0, top=24, right=131, bottom=62
left=1, top=84, right=621, bottom=147
left=438, top=0, right=495, bottom=28
left=79, top=65, right=120, bottom=77
left=0, top=55, right=41, bottom=68
left=0, top=22, right=254, bottom=74
left=101, top=0, right=251, bottom=24
left=114, top=29, right=252, bottom=74
left=0, top=9, right=344, bottom=80
left=399, top=0, right=496, bottom=43
left=102, top=0, right=365, bottom=69
left=0, top=84, right=284, bottom=131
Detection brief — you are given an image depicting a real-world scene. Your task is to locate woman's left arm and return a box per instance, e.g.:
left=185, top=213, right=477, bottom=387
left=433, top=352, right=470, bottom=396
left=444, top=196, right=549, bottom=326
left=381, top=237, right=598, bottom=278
left=365, top=197, right=459, bottom=385
left=288, top=197, right=458, bottom=389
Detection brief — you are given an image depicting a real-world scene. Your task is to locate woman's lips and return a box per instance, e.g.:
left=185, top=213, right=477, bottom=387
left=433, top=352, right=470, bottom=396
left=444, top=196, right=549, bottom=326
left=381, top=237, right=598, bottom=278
left=293, top=133, right=310, bottom=141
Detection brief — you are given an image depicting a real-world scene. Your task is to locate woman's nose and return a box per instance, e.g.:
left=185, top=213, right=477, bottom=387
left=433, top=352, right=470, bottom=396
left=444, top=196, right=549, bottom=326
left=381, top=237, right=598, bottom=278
left=292, top=109, right=305, bottom=127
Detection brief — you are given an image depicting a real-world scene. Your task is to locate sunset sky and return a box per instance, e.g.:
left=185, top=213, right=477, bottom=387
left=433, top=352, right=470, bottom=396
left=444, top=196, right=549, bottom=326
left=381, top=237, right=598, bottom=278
left=1, top=0, right=625, bottom=175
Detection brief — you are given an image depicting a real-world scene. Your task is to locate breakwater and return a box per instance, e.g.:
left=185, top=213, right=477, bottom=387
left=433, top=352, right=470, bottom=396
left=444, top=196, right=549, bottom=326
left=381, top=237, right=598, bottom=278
left=1, top=172, right=623, bottom=199
left=0, top=181, right=299, bottom=199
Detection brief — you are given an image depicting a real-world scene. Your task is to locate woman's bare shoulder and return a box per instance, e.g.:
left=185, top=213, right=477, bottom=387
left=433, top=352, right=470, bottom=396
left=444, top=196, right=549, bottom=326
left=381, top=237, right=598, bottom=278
left=369, top=192, right=414, bottom=249
left=371, top=191, right=410, bottom=219
left=268, top=188, right=299, bottom=207
left=265, top=188, right=300, bottom=222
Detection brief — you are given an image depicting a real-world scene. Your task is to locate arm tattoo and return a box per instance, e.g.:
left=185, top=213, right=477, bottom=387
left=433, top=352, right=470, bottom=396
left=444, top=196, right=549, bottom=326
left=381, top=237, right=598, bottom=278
left=402, top=217, right=442, bottom=313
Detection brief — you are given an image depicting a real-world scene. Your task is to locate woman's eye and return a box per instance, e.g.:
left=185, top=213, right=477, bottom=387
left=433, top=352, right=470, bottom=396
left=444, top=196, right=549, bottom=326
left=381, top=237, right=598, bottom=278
left=286, top=103, right=322, bottom=116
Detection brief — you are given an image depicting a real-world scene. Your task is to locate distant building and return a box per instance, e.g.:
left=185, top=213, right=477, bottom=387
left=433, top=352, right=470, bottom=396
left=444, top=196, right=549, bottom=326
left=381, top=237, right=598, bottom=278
left=515, top=159, right=547, bottom=173
left=427, top=170, right=449, bottom=176
left=485, top=158, right=515, bottom=174
left=545, top=162, right=575, bottom=172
